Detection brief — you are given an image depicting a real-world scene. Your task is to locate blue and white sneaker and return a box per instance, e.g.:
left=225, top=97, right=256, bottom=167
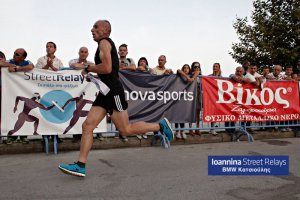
left=58, top=163, right=86, bottom=177
left=159, top=118, right=174, bottom=141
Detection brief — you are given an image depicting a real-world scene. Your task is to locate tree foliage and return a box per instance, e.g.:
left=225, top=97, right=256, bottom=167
left=230, top=0, right=300, bottom=68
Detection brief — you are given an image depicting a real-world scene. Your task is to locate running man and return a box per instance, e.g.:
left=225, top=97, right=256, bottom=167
left=61, top=92, right=93, bottom=134
left=8, top=93, right=55, bottom=136
left=59, top=20, right=174, bottom=177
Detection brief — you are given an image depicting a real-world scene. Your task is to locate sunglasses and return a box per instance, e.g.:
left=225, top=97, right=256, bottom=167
left=194, top=66, right=200, bottom=68
left=14, top=52, right=22, bottom=57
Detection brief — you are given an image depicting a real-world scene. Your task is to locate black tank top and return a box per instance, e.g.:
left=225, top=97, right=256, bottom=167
left=94, top=38, right=121, bottom=90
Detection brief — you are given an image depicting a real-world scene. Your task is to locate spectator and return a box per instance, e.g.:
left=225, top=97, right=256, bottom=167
left=208, top=63, right=222, bottom=135
left=150, top=55, right=173, bottom=75
left=262, top=66, right=270, bottom=78
left=265, top=65, right=287, bottom=131
left=209, top=62, right=222, bottom=77
left=150, top=55, right=174, bottom=139
left=36, top=41, right=64, bottom=143
left=244, top=64, right=263, bottom=87
left=175, top=64, right=198, bottom=139
left=292, top=61, right=300, bottom=132
left=229, top=66, right=248, bottom=83
left=69, top=47, right=94, bottom=70
left=35, top=41, right=64, bottom=71
left=283, top=65, right=297, bottom=81
left=0, top=51, right=5, bottom=61
left=0, top=48, right=34, bottom=144
left=118, top=44, right=136, bottom=71
left=228, top=66, right=251, bottom=135
left=189, top=61, right=201, bottom=136
left=136, top=57, right=149, bottom=72
left=177, top=64, right=199, bottom=83
left=293, top=60, right=300, bottom=81
left=133, top=56, right=149, bottom=142
left=266, top=65, right=284, bottom=80
left=117, top=44, right=135, bottom=142
left=68, top=47, right=94, bottom=143
left=283, top=65, right=297, bottom=131
left=134, top=57, right=150, bottom=140
left=242, top=64, right=263, bottom=131
left=242, top=61, right=250, bottom=75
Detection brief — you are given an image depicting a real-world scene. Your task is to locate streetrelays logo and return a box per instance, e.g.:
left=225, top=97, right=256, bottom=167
left=24, top=72, right=84, bottom=84
left=124, top=90, right=194, bottom=104
left=208, top=156, right=289, bottom=176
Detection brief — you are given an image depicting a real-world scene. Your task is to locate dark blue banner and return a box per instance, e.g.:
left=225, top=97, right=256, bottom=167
left=208, top=156, right=289, bottom=176
left=119, top=71, right=197, bottom=123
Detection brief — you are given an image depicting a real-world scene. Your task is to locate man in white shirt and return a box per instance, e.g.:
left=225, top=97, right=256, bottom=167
left=244, top=64, right=263, bottom=87
left=229, top=66, right=248, bottom=83
left=69, top=47, right=93, bottom=70
left=68, top=47, right=94, bottom=143
left=266, top=65, right=284, bottom=80
left=150, top=55, right=173, bottom=75
left=36, top=41, right=64, bottom=71
left=283, top=65, right=297, bottom=80
left=36, top=42, right=64, bottom=143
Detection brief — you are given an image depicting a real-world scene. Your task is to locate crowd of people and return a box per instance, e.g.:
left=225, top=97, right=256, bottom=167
left=0, top=42, right=300, bottom=145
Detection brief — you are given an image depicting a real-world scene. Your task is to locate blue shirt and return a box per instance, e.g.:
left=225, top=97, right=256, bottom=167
left=7, top=59, right=33, bottom=66
left=0, top=59, right=33, bottom=86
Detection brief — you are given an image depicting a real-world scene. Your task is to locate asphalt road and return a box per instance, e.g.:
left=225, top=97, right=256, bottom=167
left=0, top=138, right=299, bottom=200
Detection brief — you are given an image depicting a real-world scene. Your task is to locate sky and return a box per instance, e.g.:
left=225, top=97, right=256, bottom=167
left=0, top=0, right=253, bottom=76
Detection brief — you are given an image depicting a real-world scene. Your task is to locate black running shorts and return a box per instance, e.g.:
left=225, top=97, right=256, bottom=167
left=92, top=88, right=128, bottom=115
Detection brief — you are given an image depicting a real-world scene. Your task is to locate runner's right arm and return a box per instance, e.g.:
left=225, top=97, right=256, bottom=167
left=82, top=39, right=112, bottom=74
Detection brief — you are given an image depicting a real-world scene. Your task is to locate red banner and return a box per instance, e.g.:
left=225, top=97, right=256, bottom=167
left=202, top=76, right=300, bottom=122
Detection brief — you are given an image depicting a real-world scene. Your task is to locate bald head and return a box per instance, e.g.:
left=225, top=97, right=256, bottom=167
left=78, top=46, right=89, bottom=60
left=235, top=66, right=244, bottom=76
left=91, top=20, right=112, bottom=42
left=274, top=65, right=282, bottom=71
left=79, top=46, right=88, bottom=52
left=102, top=20, right=111, bottom=35
left=14, top=48, right=27, bottom=62
left=273, top=65, right=282, bottom=76
left=158, top=55, right=167, bottom=67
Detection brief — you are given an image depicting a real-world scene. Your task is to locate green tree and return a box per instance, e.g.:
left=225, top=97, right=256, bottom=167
left=230, top=0, right=300, bottom=68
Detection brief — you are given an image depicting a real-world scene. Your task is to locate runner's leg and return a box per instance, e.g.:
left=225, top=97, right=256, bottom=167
left=110, top=110, right=160, bottom=136
left=78, top=106, right=106, bottom=163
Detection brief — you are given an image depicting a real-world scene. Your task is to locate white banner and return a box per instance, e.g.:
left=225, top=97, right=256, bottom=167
left=1, top=68, right=107, bottom=136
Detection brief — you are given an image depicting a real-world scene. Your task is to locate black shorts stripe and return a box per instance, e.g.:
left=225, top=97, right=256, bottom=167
left=92, top=90, right=128, bottom=115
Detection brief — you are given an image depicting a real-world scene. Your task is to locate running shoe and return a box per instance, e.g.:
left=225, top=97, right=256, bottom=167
left=159, top=118, right=174, bottom=141
left=181, top=132, right=187, bottom=140
left=176, top=132, right=182, bottom=139
left=96, top=135, right=105, bottom=141
left=119, top=135, right=129, bottom=142
left=58, top=163, right=86, bottom=177
left=210, top=129, right=217, bottom=136
left=142, top=134, right=148, bottom=139
left=20, top=137, right=29, bottom=144
left=5, top=138, right=14, bottom=145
